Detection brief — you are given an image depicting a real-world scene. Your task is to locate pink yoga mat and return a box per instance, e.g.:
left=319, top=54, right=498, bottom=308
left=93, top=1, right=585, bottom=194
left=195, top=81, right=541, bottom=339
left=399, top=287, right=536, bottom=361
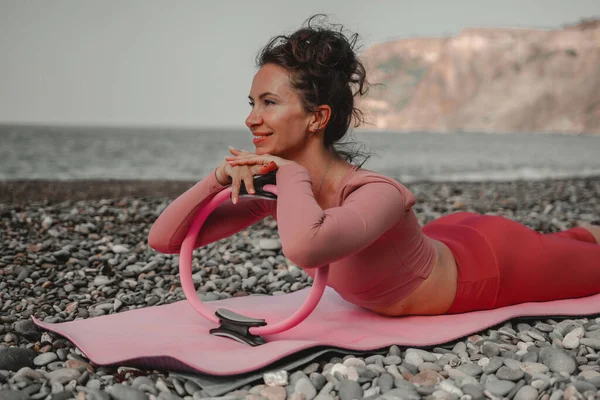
left=33, top=287, right=600, bottom=376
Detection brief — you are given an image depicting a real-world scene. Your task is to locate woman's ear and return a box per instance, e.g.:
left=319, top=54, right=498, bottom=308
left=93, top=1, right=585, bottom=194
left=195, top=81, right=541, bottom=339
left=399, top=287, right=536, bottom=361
left=309, top=105, right=332, bottom=133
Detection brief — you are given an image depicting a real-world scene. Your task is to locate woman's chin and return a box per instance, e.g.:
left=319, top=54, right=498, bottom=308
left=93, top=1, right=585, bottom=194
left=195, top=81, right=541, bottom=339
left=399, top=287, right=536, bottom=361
left=254, top=146, right=276, bottom=156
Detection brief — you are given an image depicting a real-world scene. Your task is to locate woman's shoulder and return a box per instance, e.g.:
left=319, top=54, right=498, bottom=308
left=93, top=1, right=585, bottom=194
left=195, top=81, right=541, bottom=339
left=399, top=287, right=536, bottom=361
left=339, top=167, right=416, bottom=209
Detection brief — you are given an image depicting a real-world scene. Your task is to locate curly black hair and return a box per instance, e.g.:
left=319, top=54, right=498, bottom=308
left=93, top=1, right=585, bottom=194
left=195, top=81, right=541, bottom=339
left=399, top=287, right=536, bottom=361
left=255, top=14, right=372, bottom=166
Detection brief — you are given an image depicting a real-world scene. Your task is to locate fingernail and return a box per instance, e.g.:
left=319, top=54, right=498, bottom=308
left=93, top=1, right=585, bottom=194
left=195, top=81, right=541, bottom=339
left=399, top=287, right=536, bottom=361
left=232, top=198, right=237, bottom=204
left=249, top=189, right=255, bottom=194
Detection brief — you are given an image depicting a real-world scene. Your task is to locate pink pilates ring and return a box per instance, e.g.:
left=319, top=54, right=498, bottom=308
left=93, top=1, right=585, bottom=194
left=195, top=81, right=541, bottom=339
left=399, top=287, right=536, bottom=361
left=179, top=182, right=329, bottom=346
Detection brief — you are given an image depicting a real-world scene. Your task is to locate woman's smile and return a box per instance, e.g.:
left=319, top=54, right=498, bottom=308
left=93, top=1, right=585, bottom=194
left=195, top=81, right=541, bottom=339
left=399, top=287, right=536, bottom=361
left=252, top=132, right=274, bottom=145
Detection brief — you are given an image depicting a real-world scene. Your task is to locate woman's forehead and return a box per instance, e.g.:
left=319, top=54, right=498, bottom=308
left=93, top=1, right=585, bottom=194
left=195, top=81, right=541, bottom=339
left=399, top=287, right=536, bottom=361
left=250, top=64, right=294, bottom=98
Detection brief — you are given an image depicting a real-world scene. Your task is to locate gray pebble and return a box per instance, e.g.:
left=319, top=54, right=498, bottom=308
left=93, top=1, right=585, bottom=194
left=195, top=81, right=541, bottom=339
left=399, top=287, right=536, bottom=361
left=485, top=379, right=516, bottom=397
left=158, top=392, right=183, bottom=400
left=456, top=363, right=482, bottom=377
left=407, top=348, right=438, bottom=362
left=539, top=347, right=577, bottom=374
left=46, top=360, right=65, bottom=371
left=259, top=239, right=281, bottom=251
left=132, top=376, right=156, bottom=389
left=585, top=376, right=600, bottom=388
left=378, top=373, right=394, bottom=393
left=303, top=363, right=320, bottom=375
left=108, top=383, right=148, bottom=400
left=382, top=387, right=420, bottom=400
left=462, top=384, right=485, bottom=400
left=46, top=368, right=81, bottom=384
left=0, top=390, right=29, bottom=400
left=13, top=320, right=38, bottom=334
left=50, top=391, right=76, bottom=400
left=84, top=389, right=111, bottom=400
left=388, top=345, right=401, bottom=357
left=521, top=351, right=538, bottom=363
left=418, top=362, right=441, bottom=372
left=56, top=349, right=68, bottom=361
left=481, top=343, right=500, bottom=357
left=21, top=383, right=42, bottom=396
left=12, top=367, right=45, bottom=382
left=138, top=383, right=158, bottom=395
left=452, top=342, right=467, bottom=354
left=573, top=380, right=596, bottom=393
left=0, top=348, right=36, bottom=371
left=383, top=355, right=402, bottom=366
left=535, top=323, right=554, bottom=333
left=364, top=355, right=384, bottom=365
left=513, top=385, right=538, bottom=400
left=156, top=377, right=171, bottom=393
left=86, top=379, right=102, bottom=390
left=33, top=352, right=58, bottom=366
left=526, top=330, right=546, bottom=342
left=503, top=358, right=521, bottom=370
left=314, top=395, right=334, bottom=400
left=294, top=377, right=317, bottom=400
left=495, top=366, right=524, bottom=381
left=309, top=372, right=327, bottom=391
left=483, top=357, right=504, bottom=374
left=338, top=379, right=362, bottom=400
left=580, top=338, right=600, bottom=349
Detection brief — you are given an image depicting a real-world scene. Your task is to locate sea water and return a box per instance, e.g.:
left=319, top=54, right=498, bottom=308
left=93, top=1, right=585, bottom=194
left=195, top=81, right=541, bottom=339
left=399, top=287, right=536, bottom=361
left=2, top=125, right=600, bottom=183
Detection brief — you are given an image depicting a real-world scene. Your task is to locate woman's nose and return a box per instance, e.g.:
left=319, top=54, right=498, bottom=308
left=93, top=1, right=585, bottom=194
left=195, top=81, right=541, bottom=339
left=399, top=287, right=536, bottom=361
left=245, top=108, right=262, bottom=128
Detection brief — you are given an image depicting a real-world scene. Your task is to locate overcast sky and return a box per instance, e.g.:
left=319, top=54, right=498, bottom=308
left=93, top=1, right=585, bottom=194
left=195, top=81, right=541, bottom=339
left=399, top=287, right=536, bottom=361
left=1, top=0, right=599, bottom=129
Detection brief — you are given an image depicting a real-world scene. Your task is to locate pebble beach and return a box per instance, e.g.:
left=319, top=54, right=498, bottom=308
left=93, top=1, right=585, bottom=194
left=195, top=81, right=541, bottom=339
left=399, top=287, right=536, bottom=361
left=1, top=177, right=600, bottom=400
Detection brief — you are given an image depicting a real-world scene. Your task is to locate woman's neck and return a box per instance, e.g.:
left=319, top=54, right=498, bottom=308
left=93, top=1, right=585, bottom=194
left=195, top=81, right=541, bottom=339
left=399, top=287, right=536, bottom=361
left=289, top=142, right=350, bottom=202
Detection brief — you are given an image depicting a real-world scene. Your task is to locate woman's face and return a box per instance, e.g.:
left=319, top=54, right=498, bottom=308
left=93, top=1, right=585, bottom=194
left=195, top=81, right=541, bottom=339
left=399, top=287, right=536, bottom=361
left=245, top=63, right=313, bottom=157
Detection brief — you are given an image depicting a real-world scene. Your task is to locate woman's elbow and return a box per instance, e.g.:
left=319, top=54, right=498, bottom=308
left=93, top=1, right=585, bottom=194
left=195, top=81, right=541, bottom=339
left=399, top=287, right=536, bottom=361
left=283, top=244, right=326, bottom=269
left=147, top=226, right=175, bottom=254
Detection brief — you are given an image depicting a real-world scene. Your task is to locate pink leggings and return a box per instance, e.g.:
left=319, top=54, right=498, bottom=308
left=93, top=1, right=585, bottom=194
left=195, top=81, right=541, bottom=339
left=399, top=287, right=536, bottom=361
left=422, top=212, right=599, bottom=314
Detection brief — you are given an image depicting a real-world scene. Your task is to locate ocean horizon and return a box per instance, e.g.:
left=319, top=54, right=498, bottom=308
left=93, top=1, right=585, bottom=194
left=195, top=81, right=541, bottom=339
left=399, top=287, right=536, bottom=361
left=2, top=124, right=600, bottom=183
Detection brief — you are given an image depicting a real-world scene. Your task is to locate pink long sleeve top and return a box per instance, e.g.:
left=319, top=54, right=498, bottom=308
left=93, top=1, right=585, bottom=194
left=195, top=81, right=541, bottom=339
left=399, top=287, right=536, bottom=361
left=148, top=163, right=436, bottom=309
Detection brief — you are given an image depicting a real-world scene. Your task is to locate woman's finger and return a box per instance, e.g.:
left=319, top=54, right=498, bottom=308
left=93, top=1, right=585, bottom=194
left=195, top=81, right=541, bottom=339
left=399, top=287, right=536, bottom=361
left=226, top=154, right=270, bottom=163
left=228, top=147, right=252, bottom=156
left=257, top=161, right=278, bottom=174
left=230, top=171, right=242, bottom=204
left=228, top=159, right=265, bottom=166
left=242, top=167, right=256, bottom=195
left=267, top=161, right=278, bottom=171
left=225, top=154, right=261, bottom=162
left=251, top=164, right=267, bottom=176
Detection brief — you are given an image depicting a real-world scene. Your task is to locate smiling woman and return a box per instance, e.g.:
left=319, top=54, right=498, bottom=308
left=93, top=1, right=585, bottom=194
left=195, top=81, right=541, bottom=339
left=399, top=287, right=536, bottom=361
left=148, top=14, right=600, bottom=319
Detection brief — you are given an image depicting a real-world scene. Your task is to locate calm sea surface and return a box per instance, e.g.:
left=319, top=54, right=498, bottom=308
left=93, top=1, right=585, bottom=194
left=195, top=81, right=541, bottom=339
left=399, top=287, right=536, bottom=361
left=2, top=125, right=600, bottom=183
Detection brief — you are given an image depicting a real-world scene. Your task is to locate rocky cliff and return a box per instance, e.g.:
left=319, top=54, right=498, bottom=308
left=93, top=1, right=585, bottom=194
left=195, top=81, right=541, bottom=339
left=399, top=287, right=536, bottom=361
left=357, top=19, right=600, bottom=134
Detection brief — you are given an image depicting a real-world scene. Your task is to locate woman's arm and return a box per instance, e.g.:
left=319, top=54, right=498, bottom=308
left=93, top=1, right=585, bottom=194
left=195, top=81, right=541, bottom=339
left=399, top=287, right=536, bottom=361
left=274, top=163, right=408, bottom=268
left=148, top=168, right=274, bottom=254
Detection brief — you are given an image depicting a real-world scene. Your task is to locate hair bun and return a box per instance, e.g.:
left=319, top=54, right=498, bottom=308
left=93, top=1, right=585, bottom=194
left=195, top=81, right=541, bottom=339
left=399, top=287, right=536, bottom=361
left=291, top=28, right=358, bottom=78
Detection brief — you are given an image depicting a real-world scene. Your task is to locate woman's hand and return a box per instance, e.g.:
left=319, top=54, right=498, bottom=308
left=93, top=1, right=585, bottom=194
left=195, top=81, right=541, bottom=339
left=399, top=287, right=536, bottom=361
left=215, top=148, right=279, bottom=204
left=225, top=148, right=295, bottom=171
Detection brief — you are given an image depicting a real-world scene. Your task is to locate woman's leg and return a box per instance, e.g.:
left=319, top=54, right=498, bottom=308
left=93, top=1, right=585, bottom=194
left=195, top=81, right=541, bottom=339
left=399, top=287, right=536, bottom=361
left=459, top=215, right=600, bottom=308
left=545, top=227, right=597, bottom=243
left=424, top=212, right=481, bottom=227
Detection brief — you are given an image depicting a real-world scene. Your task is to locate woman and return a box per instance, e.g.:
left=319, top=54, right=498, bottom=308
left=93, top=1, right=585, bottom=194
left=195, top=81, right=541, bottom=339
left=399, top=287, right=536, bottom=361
left=148, top=15, right=600, bottom=316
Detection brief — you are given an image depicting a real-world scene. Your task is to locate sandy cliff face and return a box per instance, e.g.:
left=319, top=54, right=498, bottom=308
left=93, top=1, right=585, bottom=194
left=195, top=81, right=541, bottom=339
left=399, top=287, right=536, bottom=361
left=357, top=20, right=600, bottom=134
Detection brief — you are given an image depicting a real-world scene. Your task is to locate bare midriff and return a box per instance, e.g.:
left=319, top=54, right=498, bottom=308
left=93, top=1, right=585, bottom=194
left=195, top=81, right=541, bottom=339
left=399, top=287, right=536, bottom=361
left=367, top=237, right=458, bottom=316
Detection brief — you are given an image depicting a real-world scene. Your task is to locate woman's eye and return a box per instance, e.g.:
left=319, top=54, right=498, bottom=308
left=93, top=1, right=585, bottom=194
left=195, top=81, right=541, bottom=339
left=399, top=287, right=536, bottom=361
left=264, top=99, right=275, bottom=105
left=248, top=101, right=254, bottom=107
